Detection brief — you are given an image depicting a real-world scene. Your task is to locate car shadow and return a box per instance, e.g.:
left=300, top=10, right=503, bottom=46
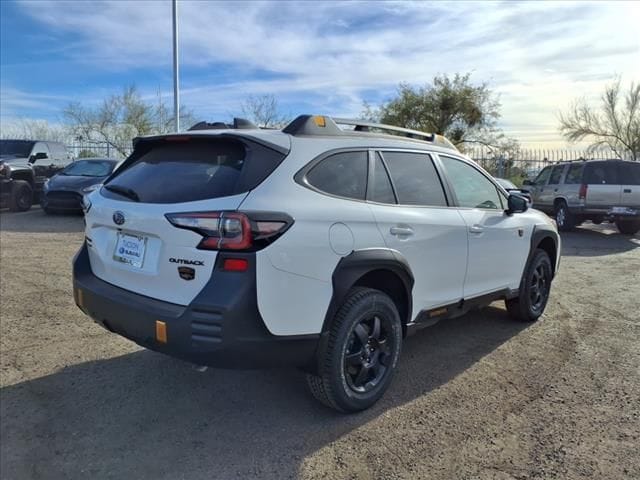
left=0, top=207, right=84, bottom=233
left=560, top=222, right=639, bottom=257
left=0, top=305, right=529, bottom=480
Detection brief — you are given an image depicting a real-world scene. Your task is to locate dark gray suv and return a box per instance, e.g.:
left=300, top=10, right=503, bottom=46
left=525, top=159, right=640, bottom=234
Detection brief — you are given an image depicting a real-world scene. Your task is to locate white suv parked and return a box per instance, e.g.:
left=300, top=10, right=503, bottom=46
left=73, top=115, right=560, bottom=412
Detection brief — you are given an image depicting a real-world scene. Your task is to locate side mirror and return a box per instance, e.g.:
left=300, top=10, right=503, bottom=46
left=522, top=179, right=534, bottom=186
left=30, top=152, right=48, bottom=163
left=506, top=193, right=528, bottom=215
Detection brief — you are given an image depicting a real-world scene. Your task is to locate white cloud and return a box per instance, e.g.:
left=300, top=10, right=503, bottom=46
left=11, top=0, right=640, bottom=147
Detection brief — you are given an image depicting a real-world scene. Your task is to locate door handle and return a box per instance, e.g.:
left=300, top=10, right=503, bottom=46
left=624, top=189, right=632, bottom=193
left=390, top=226, right=414, bottom=237
left=469, top=225, right=484, bottom=234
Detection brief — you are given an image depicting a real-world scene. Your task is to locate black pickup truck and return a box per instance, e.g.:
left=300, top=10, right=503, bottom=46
left=0, top=140, right=72, bottom=211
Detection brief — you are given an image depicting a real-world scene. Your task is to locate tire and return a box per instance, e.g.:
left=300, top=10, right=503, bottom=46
left=8, top=180, right=33, bottom=212
left=506, top=249, right=553, bottom=322
left=616, top=220, right=640, bottom=235
left=306, top=287, right=403, bottom=412
left=554, top=201, right=575, bottom=232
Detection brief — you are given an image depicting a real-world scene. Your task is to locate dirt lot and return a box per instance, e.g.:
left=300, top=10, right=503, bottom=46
left=1, top=208, right=639, bottom=480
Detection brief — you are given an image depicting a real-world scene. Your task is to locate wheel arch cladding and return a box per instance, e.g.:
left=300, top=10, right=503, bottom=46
left=323, top=249, right=414, bottom=336
left=531, top=226, right=559, bottom=275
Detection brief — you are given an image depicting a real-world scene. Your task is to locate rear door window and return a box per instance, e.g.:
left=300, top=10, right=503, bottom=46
left=584, top=161, right=618, bottom=184
left=534, top=166, right=553, bottom=186
left=104, top=138, right=285, bottom=203
left=564, top=163, right=584, bottom=184
left=305, top=151, right=368, bottom=200
left=381, top=151, right=447, bottom=206
left=618, top=162, right=640, bottom=185
left=549, top=165, right=565, bottom=185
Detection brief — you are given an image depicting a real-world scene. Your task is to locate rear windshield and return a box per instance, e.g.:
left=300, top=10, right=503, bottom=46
left=102, top=137, right=285, bottom=203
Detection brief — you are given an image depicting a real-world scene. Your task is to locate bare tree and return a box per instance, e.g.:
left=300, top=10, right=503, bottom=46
left=559, top=80, right=640, bottom=161
left=64, top=85, right=193, bottom=157
left=241, top=94, right=289, bottom=128
left=0, top=119, right=70, bottom=142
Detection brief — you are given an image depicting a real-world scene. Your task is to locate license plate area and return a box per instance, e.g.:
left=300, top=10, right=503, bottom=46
left=609, top=206, right=638, bottom=216
left=113, top=232, right=148, bottom=268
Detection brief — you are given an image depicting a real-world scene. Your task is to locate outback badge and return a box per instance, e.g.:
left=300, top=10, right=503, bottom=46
left=178, top=266, right=195, bottom=281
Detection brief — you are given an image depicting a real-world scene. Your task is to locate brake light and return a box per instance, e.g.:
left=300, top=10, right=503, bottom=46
left=579, top=184, right=588, bottom=200
left=222, top=258, right=249, bottom=271
left=165, top=211, right=292, bottom=251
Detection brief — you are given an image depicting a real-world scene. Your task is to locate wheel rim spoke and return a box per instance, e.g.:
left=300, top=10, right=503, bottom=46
left=345, top=351, right=363, bottom=366
left=354, top=364, right=370, bottom=387
left=371, top=316, right=381, bottom=340
left=354, top=324, right=368, bottom=346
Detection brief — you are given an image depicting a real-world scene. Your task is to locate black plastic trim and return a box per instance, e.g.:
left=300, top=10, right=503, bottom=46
left=322, top=249, right=414, bottom=334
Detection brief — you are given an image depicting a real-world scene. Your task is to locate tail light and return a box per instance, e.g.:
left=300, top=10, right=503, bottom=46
left=165, top=211, right=293, bottom=251
left=579, top=184, right=588, bottom=200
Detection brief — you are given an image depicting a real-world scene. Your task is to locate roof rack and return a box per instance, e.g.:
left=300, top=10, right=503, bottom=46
left=188, top=118, right=258, bottom=131
left=282, top=115, right=458, bottom=151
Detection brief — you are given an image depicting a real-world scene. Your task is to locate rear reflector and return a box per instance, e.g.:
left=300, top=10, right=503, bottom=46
left=222, top=258, right=249, bottom=272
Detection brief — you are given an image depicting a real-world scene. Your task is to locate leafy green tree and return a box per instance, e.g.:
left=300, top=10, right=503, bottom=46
left=367, top=73, right=501, bottom=147
left=559, top=79, right=639, bottom=161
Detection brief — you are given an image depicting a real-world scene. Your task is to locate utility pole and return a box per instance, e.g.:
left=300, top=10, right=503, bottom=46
left=172, top=0, right=180, bottom=132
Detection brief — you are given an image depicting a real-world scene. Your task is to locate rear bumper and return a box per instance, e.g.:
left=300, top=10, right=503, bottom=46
left=568, top=205, right=640, bottom=220
left=72, top=243, right=319, bottom=369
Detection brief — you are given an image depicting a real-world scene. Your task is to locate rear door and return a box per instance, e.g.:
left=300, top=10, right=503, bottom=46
left=544, top=164, right=566, bottom=207
left=529, top=166, right=553, bottom=209
left=368, top=151, right=468, bottom=313
left=618, top=162, right=640, bottom=207
left=583, top=161, right=621, bottom=208
left=84, top=136, right=286, bottom=306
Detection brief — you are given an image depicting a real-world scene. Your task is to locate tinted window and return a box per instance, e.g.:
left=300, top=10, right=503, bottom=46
left=381, top=151, right=446, bottom=206
left=618, top=162, right=640, bottom=185
left=306, top=151, right=368, bottom=200
left=549, top=165, right=565, bottom=184
left=0, top=140, right=34, bottom=157
left=370, top=153, right=396, bottom=204
left=62, top=160, right=115, bottom=177
left=534, top=166, right=552, bottom=185
left=584, top=161, right=618, bottom=184
left=105, top=139, right=249, bottom=203
left=441, top=156, right=502, bottom=209
left=565, top=163, right=584, bottom=184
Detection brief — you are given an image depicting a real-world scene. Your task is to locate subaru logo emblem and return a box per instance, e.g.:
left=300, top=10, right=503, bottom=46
left=113, top=211, right=125, bottom=225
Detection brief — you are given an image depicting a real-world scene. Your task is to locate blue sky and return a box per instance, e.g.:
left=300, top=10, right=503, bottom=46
left=1, top=0, right=638, bottom=147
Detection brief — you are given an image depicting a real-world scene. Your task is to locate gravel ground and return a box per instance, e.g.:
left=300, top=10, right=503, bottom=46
left=1, top=208, right=639, bottom=480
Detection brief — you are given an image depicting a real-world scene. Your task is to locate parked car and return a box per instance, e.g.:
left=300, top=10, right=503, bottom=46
left=0, top=139, right=72, bottom=211
left=524, top=159, right=640, bottom=234
left=73, top=115, right=560, bottom=412
left=495, top=177, right=532, bottom=204
left=41, top=158, right=120, bottom=214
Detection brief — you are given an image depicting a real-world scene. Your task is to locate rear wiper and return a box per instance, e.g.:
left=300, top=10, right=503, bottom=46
left=103, top=184, right=140, bottom=202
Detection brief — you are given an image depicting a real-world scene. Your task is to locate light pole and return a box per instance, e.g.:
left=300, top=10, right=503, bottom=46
left=172, top=0, right=180, bottom=132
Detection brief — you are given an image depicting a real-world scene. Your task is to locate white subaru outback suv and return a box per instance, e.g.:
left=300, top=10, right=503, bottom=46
left=73, top=115, right=560, bottom=412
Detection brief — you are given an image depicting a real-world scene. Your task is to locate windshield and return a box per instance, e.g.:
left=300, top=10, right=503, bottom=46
left=62, top=160, right=115, bottom=177
left=0, top=140, right=35, bottom=158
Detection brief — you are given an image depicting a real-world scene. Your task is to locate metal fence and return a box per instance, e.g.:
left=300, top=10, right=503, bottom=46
left=466, top=147, right=619, bottom=183
left=66, top=143, right=122, bottom=159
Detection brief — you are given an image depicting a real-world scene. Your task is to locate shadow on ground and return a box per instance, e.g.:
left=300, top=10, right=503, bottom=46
left=0, top=306, right=527, bottom=480
left=560, top=222, right=639, bottom=257
left=0, top=207, right=84, bottom=233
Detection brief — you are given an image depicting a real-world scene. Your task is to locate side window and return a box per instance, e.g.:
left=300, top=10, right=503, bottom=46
left=381, top=151, right=447, bottom=206
left=549, top=165, right=565, bottom=185
left=370, top=153, right=396, bottom=204
left=618, top=162, right=640, bottom=185
left=534, top=166, right=552, bottom=185
left=584, top=162, right=618, bottom=184
left=440, top=156, right=503, bottom=210
left=306, top=151, right=368, bottom=200
left=31, top=142, right=50, bottom=162
left=565, top=164, right=584, bottom=184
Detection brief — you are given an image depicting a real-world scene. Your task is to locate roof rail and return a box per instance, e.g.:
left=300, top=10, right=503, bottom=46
left=188, top=117, right=258, bottom=131
left=282, top=115, right=457, bottom=151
